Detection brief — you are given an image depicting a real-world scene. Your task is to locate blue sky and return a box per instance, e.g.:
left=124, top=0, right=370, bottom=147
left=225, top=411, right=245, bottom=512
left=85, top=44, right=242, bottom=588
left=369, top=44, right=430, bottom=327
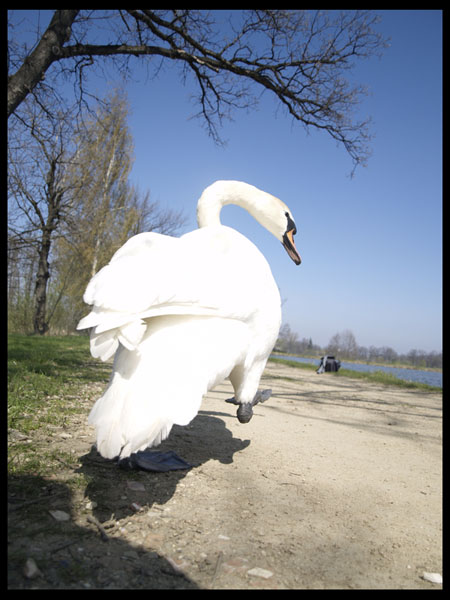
left=10, top=10, right=442, bottom=353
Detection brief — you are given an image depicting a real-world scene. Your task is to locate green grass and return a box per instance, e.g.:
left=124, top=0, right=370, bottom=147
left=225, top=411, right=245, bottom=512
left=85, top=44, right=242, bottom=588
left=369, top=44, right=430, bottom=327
left=8, top=334, right=108, bottom=432
left=8, top=333, right=111, bottom=476
left=268, top=357, right=442, bottom=392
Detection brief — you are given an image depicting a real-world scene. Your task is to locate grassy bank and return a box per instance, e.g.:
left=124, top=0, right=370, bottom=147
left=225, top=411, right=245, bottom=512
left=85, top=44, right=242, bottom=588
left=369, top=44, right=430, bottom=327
left=7, top=333, right=110, bottom=477
left=8, top=334, right=109, bottom=433
left=269, top=357, right=442, bottom=392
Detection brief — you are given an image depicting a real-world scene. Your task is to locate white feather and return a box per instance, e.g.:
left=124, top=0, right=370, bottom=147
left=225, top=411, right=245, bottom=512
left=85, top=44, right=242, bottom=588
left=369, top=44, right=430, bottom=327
left=77, top=180, right=300, bottom=459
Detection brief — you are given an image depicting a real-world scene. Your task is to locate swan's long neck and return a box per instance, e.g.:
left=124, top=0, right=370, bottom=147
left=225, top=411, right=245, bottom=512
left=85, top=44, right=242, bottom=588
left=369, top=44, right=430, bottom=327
left=196, top=180, right=285, bottom=240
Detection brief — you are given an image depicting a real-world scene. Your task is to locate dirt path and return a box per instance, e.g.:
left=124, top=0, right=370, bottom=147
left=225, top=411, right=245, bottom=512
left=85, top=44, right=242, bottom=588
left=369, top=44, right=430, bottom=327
left=8, top=362, right=442, bottom=589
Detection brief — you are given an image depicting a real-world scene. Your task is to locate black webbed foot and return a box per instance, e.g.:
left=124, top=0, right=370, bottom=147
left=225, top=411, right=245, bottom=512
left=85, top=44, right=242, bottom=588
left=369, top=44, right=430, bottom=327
left=118, top=450, right=192, bottom=472
left=237, top=402, right=253, bottom=423
left=252, top=389, right=272, bottom=406
left=225, top=397, right=240, bottom=406
left=231, top=389, right=272, bottom=423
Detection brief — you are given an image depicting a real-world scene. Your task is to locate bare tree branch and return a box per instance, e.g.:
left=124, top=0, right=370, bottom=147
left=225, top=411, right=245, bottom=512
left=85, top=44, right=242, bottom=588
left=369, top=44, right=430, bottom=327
left=8, top=10, right=387, bottom=169
left=8, top=10, right=79, bottom=117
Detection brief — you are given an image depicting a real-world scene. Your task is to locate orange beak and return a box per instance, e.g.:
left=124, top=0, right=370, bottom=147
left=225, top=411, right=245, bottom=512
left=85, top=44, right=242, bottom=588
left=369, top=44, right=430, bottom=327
left=283, top=228, right=301, bottom=265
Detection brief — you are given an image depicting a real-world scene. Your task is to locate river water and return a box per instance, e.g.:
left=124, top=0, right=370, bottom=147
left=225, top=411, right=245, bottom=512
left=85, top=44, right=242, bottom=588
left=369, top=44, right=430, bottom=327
left=271, top=354, right=442, bottom=389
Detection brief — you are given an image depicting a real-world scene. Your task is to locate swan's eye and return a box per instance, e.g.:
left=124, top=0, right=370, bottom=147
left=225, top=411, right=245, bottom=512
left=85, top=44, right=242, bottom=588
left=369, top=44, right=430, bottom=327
left=285, top=212, right=296, bottom=235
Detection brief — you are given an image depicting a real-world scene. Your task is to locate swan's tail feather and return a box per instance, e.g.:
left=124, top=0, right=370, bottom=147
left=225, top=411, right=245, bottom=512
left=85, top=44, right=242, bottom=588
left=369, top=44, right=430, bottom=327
left=117, top=320, right=147, bottom=351
left=88, top=376, right=174, bottom=459
left=89, top=329, right=119, bottom=362
left=84, top=319, right=147, bottom=362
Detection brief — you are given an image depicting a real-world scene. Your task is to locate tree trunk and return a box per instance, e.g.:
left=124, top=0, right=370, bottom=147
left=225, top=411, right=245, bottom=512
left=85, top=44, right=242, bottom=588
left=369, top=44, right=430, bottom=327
left=33, top=228, right=52, bottom=335
left=7, top=10, right=79, bottom=118
left=32, top=162, right=63, bottom=335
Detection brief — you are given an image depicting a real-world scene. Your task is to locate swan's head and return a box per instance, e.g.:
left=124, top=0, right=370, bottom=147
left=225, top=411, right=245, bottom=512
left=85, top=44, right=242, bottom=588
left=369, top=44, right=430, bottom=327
left=250, top=192, right=301, bottom=265
left=197, top=180, right=302, bottom=265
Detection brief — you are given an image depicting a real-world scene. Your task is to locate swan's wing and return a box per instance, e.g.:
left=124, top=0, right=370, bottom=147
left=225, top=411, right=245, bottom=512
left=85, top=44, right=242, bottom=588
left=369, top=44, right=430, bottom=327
left=79, top=227, right=274, bottom=322
left=77, top=228, right=279, bottom=360
left=81, top=232, right=184, bottom=314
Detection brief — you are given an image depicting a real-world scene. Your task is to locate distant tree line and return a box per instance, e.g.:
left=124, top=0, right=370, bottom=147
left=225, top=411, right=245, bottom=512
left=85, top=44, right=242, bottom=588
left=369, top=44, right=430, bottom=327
left=276, top=325, right=442, bottom=369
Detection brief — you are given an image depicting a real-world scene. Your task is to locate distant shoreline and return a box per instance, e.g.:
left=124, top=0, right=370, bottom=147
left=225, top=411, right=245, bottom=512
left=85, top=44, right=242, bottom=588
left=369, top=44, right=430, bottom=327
left=272, top=351, right=442, bottom=373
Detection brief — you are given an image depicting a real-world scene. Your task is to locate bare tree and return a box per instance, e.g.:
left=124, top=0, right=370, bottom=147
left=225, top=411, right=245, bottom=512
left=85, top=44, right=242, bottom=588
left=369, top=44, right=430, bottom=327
left=8, top=100, right=79, bottom=334
left=7, top=237, right=37, bottom=332
left=48, top=92, right=187, bottom=332
left=8, top=10, right=387, bottom=171
left=326, top=332, right=341, bottom=356
left=276, top=323, right=300, bottom=354
left=8, top=86, right=188, bottom=335
left=327, top=329, right=358, bottom=358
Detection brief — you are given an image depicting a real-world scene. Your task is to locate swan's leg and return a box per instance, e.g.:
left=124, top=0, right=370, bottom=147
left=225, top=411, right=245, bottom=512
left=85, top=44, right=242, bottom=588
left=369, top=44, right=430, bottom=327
left=228, top=363, right=272, bottom=423
left=235, top=388, right=272, bottom=422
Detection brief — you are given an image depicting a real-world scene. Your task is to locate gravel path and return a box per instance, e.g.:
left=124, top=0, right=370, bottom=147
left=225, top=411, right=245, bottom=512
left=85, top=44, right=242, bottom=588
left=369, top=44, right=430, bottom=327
left=8, top=361, right=442, bottom=589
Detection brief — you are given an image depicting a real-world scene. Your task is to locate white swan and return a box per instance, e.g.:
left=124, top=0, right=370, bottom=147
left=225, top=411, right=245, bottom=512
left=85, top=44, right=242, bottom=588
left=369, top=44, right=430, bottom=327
left=77, top=180, right=301, bottom=460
